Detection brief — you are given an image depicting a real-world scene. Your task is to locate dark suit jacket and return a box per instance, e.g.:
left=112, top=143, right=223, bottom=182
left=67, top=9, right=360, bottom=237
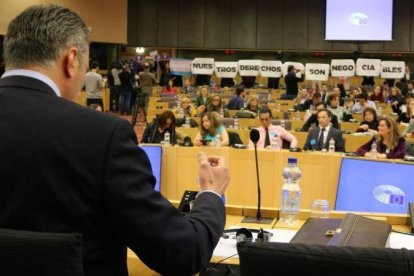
left=0, top=76, right=225, bottom=276
left=284, top=72, right=304, bottom=96
left=304, top=126, right=345, bottom=152
left=302, top=114, right=340, bottom=132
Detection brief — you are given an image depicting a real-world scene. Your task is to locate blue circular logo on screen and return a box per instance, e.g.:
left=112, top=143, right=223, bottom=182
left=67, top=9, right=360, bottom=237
left=373, top=185, right=405, bottom=206
left=348, top=13, right=369, bottom=26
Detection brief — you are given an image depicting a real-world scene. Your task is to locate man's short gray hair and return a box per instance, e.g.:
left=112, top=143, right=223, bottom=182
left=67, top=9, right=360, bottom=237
left=4, top=4, right=90, bottom=70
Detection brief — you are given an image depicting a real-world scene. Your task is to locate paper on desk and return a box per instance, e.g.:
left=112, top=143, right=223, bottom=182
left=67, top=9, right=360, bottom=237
left=389, top=232, right=414, bottom=250
left=213, top=228, right=298, bottom=259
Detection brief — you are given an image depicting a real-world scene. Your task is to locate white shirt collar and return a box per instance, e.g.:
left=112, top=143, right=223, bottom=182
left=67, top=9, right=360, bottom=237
left=2, top=69, right=61, bottom=97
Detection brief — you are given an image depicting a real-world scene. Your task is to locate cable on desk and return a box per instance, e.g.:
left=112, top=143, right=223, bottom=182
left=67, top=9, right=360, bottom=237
left=206, top=253, right=239, bottom=272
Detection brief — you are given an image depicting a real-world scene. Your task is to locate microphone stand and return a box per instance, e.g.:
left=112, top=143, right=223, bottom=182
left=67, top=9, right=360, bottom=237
left=241, top=139, right=274, bottom=225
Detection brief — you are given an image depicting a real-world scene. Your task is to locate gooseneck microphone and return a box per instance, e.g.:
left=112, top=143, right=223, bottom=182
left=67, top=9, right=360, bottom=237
left=249, top=128, right=262, bottom=221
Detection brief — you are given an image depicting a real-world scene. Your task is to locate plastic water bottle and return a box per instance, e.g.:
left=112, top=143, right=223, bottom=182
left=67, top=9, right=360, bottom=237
left=270, top=132, right=280, bottom=151
left=370, top=141, right=378, bottom=159
left=281, top=120, right=286, bottom=129
left=164, top=132, right=170, bottom=146
left=215, top=134, right=221, bottom=148
left=234, top=117, right=239, bottom=129
left=328, top=138, right=335, bottom=153
left=377, top=107, right=382, bottom=116
left=185, top=116, right=190, bottom=128
left=280, top=158, right=302, bottom=224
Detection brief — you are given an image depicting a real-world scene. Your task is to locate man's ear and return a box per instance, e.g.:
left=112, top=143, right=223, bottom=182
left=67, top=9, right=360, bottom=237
left=64, top=47, right=79, bottom=78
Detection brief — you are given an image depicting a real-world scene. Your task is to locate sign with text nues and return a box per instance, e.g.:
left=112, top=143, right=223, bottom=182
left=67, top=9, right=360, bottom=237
left=330, top=59, right=356, bottom=77
left=356, top=59, right=381, bottom=77
left=259, top=61, right=283, bottom=78
left=380, top=61, right=405, bottom=79
left=191, top=58, right=215, bottom=75
left=214, top=62, right=239, bottom=78
left=238, top=60, right=262, bottom=76
left=305, top=63, right=330, bottom=81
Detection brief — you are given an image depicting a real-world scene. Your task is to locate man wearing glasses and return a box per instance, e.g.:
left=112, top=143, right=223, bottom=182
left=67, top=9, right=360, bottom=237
left=248, top=108, right=298, bottom=149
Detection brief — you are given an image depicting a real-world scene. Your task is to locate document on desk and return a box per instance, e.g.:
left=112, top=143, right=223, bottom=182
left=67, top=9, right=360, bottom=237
left=213, top=228, right=298, bottom=259
left=389, top=232, right=414, bottom=250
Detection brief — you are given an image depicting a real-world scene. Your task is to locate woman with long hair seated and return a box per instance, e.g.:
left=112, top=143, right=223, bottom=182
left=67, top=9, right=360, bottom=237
left=243, top=95, right=260, bottom=117
left=207, top=94, right=229, bottom=118
left=356, top=117, right=406, bottom=159
left=141, top=110, right=177, bottom=144
left=397, top=97, right=414, bottom=125
left=162, top=79, right=177, bottom=94
left=194, top=112, right=229, bottom=147
left=356, top=107, right=379, bottom=134
left=175, top=96, right=196, bottom=118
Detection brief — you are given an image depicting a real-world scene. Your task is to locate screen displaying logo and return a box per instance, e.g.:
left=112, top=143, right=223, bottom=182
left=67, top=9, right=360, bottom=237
left=372, top=185, right=405, bottom=206
left=348, top=13, right=369, bottom=26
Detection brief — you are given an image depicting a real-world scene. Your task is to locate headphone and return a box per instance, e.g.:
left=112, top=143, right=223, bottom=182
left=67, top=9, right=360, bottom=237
left=222, top=228, right=272, bottom=243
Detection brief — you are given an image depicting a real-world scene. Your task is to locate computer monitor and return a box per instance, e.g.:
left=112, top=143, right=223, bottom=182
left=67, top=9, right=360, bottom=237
left=139, top=145, right=162, bottom=192
left=335, top=158, right=414, bottom=214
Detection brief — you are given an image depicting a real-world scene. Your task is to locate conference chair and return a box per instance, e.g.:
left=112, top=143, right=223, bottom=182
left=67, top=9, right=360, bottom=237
left=0, top=228, right=84, bottom=276
left=237, top=241, right=414, bottom=276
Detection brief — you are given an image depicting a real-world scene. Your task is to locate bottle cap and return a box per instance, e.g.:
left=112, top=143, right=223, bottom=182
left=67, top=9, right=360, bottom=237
left=288, top=157, right=297, bottom=164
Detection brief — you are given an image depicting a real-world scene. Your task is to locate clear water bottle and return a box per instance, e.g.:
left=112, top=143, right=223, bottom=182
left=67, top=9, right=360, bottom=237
left=164, top=131, right=170, bottom=146
left=370, top=141, right=378, bottom=159
left=234, top=117, right=239, bottom=129
left=377, top=107, right=382, bottom=116
left=281, top=120, right=286, bottom=129
left=328, top=138, right=335, bottom=153
left=280, top=158, right=302, bottom=224
left=215, top=134, right=221, bottom=148
left=185, top=116, right=191, bottom=127
left=270, top=132, right=280, bottom=151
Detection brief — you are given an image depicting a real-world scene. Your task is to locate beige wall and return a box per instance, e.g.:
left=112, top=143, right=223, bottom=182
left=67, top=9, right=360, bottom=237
left=0, top=0, right=127, bottom=43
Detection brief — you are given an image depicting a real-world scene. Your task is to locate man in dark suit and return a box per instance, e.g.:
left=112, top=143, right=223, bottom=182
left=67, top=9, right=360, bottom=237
left=283, top=65, right=304, bottom=99
left=0, top=5, right=229, bottom=276
left=302, top=102, right=340, bottom=132
left=304, top=109, right=345, bottom=152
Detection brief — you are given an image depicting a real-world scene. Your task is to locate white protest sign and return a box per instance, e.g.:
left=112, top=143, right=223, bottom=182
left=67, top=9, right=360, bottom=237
left=214, top=62, right=239, bottom=78
left=381, top=61, right=405, bottom=79
left=282, top=62, right=305, bottom=77
left=305, top=63, right=330, bottom=81
left=330, top=59, right=355, bottom=77
left=356, top=59, right=381, bottom=77
left=259, top=61, right=283, bottom=78
left=238, top=60, right=261, bottom=76
left=191, top=58, right=215, bottom=75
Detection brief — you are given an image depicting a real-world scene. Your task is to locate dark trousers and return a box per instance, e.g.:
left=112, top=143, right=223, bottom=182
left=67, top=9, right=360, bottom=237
left=110, top=85, right=121, bottom=112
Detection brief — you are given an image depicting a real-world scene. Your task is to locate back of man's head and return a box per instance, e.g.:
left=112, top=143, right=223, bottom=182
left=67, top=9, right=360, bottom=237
left=4, top=4, right=90, bottom=70
left=90, top=60, right=99, bottom=70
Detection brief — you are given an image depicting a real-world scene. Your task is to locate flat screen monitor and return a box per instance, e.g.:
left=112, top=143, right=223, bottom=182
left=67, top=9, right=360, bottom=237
left=335, top=158, right=413, bottom=214
left=139, top=145, right=162, bottom=192
left=325, top=0, right=393, bottom=41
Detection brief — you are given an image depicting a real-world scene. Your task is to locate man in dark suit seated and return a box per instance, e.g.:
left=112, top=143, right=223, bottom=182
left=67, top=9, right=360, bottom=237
left=0, top=5, right=230, bottom=276
left=302, top=102, right=339, bottom=131
left=304, top=109, right=345, bottom=152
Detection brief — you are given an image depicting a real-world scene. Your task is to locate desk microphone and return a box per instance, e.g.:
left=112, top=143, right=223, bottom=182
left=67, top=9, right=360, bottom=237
left=250, top=128, right=262, bottom=221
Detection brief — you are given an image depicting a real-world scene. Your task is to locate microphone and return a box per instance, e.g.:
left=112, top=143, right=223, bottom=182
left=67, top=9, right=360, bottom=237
left=250, top=128, right=262, bottom=221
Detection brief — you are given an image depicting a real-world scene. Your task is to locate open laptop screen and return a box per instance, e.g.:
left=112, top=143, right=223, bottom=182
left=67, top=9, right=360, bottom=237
left=335, top=158, right=413, bottom=214
left=139, top=145, right=162, bottom=192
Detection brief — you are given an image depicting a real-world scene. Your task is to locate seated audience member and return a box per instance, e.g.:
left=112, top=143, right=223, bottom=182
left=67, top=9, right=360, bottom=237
left=369, top=85, right=385, bottom=103
left=195, top=86, right=211, bottom=116
left=402, top=118, right=414, bottom=156
left=343, top=98, right=355, bottom=114
left=397, top=98, right=414, bottom=124
left=162, top=79, right=178, bottom=93
left=243, top=95, right=260, bottom=117
left=294, top=88, right=310, bottom=111
left=88, top=103, right=102, bottom=112
left=320, top=84, right=329, bottom=102
left=386, top=87, right=404, bottom=114
left=227, top=87, right=246, bottom=110
left=181, top=79, right=194, bottom=94
left=302, top=93, right=322, bottom=118
left=407, top=81, right=414, bottom=96
left=207, top=94, right=229, bottom=118
left=304, top=109, right=345, bottom=152
left=351, top=93, right=377, bottom=114
left=308, top=82, right=319, bottom=96
left=248, top=108, right=298, bottom=149
left=175, top=96, right=196, bottom=118
left=356, top=118, right=406, bottom=159
left=142, top=110, right=178, bottom=144
left=356, top=107, right=379, bottom=134
left=302, top=102, right=339, bottom=131
left=327, top=93, right=352, bottom=122
left=194, top=112, right=229, bottom=146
